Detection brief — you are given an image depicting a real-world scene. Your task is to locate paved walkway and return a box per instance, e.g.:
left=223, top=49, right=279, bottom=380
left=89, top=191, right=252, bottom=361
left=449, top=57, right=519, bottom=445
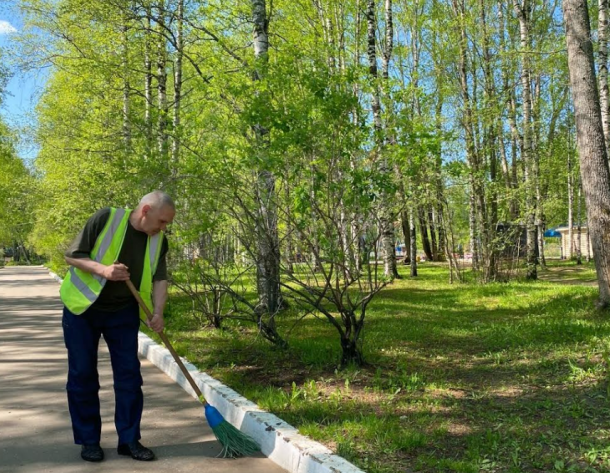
left=0, top=266, right=287, bottom=473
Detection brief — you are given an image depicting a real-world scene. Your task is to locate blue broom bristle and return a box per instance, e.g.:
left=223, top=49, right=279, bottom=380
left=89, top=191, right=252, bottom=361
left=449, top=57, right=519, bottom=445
left=204, top=404, right=260, bottom=458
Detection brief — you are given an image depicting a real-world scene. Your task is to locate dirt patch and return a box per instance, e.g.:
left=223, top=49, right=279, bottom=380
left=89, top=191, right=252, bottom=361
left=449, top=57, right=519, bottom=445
left=538, top=265, right=597, bottom=286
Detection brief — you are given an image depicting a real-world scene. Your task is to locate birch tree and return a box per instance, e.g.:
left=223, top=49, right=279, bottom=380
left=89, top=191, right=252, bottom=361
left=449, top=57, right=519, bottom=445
left=599, top=0, right=610, bottom=153
left=251, top=0, right=283, bottom=321
left=171, top=0, right=184, bottom=177
left=514, top=0, right=538, bottom=280
left=366, top=0, right=399, bottom=279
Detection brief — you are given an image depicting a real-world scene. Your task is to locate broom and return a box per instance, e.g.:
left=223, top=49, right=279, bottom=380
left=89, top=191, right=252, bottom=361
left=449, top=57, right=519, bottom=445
left=125, top=278, right=260, bottom=458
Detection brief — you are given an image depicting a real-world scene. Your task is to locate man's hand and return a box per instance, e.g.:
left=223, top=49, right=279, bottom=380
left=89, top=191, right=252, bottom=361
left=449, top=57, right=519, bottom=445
left=147, top=313, right=164, bottom=333
left=101, top=263, right=130, bottom=281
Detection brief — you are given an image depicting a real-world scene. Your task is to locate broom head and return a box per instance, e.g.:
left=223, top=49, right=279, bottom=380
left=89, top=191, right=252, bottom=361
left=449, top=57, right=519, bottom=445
left=204, top=404, right=260, bottom=458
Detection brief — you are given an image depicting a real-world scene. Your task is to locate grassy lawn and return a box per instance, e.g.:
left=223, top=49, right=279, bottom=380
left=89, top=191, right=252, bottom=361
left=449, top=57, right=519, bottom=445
left=150, top=259, right=610, bottom=472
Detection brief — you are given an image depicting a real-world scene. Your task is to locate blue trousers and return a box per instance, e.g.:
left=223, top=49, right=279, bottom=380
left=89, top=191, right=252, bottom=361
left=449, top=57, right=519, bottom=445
left=62, top=303, right=143, bottom=446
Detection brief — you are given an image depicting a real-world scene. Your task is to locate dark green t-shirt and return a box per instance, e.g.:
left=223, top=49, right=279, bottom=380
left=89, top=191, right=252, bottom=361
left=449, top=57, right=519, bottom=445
left=65, top=207, right=169, bottom=312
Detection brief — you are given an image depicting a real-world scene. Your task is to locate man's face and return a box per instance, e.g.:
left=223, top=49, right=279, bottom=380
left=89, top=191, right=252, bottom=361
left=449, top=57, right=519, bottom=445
left=141, top=204, right=175, bottom=236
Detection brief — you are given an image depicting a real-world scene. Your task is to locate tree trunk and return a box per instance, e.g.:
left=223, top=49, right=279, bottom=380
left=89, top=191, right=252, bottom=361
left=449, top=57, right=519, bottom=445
left=284, top=178, right=294, bottom=274
left=156, top=1, right=169, bottom=161
left=480, top=0, right=498, bottom=280
left=514, top=0, right=537, bottom=280
left=418, top=207, right=433, bottom=261
left=577, top=177, right=583, bottom=265
left=599, top=0, right=610, bottom=153
left=400, top=205, right=411, bottom=263
left=121, top=15, right=131, bottom=151
left=564, top=0, right=610, bottom=307
left=564, top=146, right=574, bottom=260
left=432, top=23, right=447, bottom=263
left=533, top=77, right=546, bottom=269
left=428, top=208, right=439, bottom=261
left=252, top=0, right=283, bottom=322
left=468, top=186, right=478, bottom=270
left=351, top=0, right=363, bottom=271
left=508, top=92, right=521, bottom=217
left=452, top=0, right=481, bottom=273
left=498, top=1, right=516, bottom=211
left=171, top=0, right=184, bottom=179
left=440, top=199, right=462, bottom=282
left=144, top=5, right=153, bottom=159
left=340, top=325, right=365, bottom=367
left=368, top=0, right=399, bottom=279
left=410, top=207, right=417, bottom=277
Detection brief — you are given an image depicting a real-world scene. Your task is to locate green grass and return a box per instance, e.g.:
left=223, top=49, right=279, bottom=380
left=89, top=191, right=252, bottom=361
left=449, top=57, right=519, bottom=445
left=148, top=259, right=610, bottom=472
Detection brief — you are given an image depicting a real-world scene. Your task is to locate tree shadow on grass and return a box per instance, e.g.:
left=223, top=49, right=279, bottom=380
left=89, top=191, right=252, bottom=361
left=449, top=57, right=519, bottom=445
left=165, top=266, right=610, bottom=471
left=270, top=371, right=610, bottom=472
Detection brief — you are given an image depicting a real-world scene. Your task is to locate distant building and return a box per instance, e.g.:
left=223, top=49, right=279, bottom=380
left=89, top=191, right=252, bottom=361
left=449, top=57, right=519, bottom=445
left=554, top=225, right=592, bottom=259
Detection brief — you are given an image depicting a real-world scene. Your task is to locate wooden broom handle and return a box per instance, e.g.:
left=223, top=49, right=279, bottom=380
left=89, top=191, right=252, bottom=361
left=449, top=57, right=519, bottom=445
left=125, top=279, right=206, bottom=403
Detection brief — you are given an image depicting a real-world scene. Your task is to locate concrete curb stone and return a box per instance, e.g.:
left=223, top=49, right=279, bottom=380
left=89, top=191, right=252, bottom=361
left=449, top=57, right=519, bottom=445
left=46, top=268, right=366, bottom=473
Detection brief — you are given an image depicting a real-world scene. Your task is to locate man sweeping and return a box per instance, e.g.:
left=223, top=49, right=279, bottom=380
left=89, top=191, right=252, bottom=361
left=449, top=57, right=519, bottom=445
left=60, top=191, right=175, bottom=462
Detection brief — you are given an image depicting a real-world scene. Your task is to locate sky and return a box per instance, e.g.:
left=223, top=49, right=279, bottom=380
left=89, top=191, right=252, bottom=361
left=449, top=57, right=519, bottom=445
left=0, top=2, right=47, bottom=162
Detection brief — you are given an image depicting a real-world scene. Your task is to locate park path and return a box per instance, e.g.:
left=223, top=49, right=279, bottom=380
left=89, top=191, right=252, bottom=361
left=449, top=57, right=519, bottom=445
left=0, top=266, right=287, bottom=473
left=537, top=263, right=598, bottom=286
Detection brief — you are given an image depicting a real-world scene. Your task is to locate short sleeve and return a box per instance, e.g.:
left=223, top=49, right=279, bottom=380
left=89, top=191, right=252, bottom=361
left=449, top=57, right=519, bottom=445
left=65, top=208, right=112, bottom=259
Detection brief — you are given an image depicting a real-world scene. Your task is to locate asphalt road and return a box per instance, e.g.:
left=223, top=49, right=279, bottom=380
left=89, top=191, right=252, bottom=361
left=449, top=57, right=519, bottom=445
left=0, top=265, right=287, bottom=473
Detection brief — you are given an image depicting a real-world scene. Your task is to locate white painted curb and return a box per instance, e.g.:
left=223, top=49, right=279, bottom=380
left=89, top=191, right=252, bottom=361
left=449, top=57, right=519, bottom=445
left=46, top=268, right=366, bottom=473
left=48, top=269, right=64, bottom=284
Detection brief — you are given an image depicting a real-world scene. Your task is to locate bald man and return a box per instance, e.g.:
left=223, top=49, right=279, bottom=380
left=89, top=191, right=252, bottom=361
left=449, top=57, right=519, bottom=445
left=61, top=191, right=175, bottom=462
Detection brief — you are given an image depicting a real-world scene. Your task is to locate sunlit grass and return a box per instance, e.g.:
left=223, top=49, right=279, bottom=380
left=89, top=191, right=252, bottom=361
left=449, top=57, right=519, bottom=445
left=145, top=259, right=610, bottom=472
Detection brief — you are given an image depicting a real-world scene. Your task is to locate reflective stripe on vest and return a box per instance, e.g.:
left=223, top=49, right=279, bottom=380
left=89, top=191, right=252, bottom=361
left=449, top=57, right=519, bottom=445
left=60, top=208, right=129, bottom=314
left=91, top=207, right=126, bottom=284
left=60, top=208, right=163, bottom=316
left=68, top=267, right=98, bottom=303
left=138, top=232, right=163, bottom=320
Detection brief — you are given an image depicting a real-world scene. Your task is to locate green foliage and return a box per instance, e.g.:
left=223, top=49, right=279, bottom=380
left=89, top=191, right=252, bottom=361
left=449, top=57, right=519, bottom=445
left=10, top=0, right=582, bottom=280
left=0, top=120, right=35, bottom=250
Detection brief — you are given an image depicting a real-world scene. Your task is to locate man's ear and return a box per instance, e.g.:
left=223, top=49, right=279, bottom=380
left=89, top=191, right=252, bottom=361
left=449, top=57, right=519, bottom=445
left=141, top=204, right=152, bottom=216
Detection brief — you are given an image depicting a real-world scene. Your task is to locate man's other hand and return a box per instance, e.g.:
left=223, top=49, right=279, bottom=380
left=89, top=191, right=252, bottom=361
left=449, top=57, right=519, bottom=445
left=148, top=313, right=164, bottom=333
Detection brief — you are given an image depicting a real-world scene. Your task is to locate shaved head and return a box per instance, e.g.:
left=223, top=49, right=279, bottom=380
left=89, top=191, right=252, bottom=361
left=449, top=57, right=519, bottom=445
left=131, top=190, right=176, bottom=236
left=139, top=190, right=175, bottom=211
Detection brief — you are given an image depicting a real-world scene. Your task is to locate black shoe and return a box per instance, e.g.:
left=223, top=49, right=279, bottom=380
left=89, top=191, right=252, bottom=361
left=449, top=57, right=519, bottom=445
left=117, top=440, right=155, bottom=461
left=81, top=444, right=104, bottom=462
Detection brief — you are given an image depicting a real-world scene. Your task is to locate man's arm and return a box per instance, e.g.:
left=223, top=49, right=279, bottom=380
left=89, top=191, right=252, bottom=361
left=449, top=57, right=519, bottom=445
left=65, top=256, right=130, bottom=281
left=148, top=279, right=168, bottom=333
left=64, top=208, right=129, bottom=280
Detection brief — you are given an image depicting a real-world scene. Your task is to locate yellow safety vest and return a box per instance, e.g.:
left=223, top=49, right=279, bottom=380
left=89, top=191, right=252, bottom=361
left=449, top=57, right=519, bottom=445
left=60, top=207, right=164, bottom=320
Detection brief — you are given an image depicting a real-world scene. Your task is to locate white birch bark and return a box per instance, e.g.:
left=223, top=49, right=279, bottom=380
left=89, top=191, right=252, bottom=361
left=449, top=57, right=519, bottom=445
left=599, top=0, right=610, bottom=153
left=252, top=0, right=282, bottom=320
left=367, top=0, right=399, bottom=279
left=452, top=0, right=480, bottom=272
left=564, top=147, right=574, bottom=260
left=144, top=5, right=153, bottom=158
left=156, top=1, right=169, bottom=159
left=171, top=0, right=184, bottom=176
left=513, top=0, right=537, bottom=280
left=121, top=15, right=131, bottom=151
left=577, top=177, right=583, bottom=264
